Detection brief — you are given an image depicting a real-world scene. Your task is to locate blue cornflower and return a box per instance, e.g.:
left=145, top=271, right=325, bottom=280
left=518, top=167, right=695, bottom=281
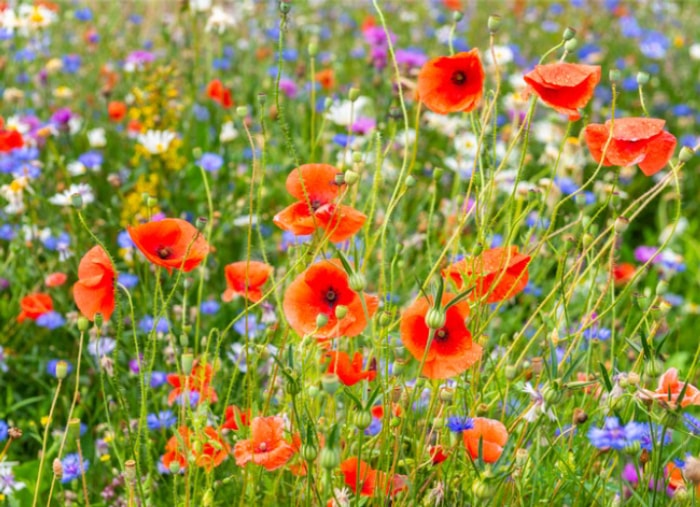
left=150, top=371, right=168, bottom=388
left=117, top=273, right=139, bottom=289
left=200, top=300, right=220, bottom=315
left=78, top=151, right=103, bottom=171
left=0, top=224, right=16, bottom=241
left=36, top=311, right=65, bottom=330
left=61, top=453, right=89, bottom=483
left=581, top=321, right=611, bottom=341
left=619, top=16, right=642, bottom=38
left=0, top=420, right=8, bottom=441
left=117, top=230, right=135, bottom=248
left=640, top=31, right=669, bottom=59
left=233, top=314, right=266, bottom=339
left=446, top=416, right=474, bottom=433
left=523, top=282, right=543, bottom=297
left=147, top=410, right=177, bottom=431
left=588, top=417, right=646, bottom=450
left=139, top=316, right=169, bottom=334
left=62, top=54, right=82, bottom=74
left=364, top=417, right=382, bottom=436
left=683, top=413, right=700, bottom=435
left=554, top=176, right=579, bottom=195
left=47, top=360, right=73, bottom=378
left=74, top=8, right=93, bottom=21
left=197, top=153, right=224, bottom=172
left=640, top=423, right=672, bottom=451
left=192, top=103, right=210, bottom=121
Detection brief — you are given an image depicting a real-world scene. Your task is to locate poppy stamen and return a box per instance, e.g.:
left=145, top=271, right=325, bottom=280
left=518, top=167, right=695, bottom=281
left=435, top=329, right=448, bottom=342
left=451, top=71, right=467, bottom=86
left=325, top=289, right=337, bottom=304
left=156, top=246, right=173, bottom=259
left=258, top=442, right=267, bottom=452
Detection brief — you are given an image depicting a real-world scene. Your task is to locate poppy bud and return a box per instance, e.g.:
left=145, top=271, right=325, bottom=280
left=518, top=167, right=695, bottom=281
left=663, top=410, right=679, bottom=429
left=352, top=151, right=362, bottom=163
left=181, top=353, right=194, bottom=376
left=679, top=146, right=695, bottom=163
left=71, top=193, right=83, bottom=209
left=334, top=305, right=348, bottom=319
left=53, top=458, right=63, bottom=479
left=425, top=308, right=446, bottom=330
left=439, top=387, right=454, bottom=403
left=636, top=71, right=650, bottom=86
left=405, top=175, right=416, bottom=188
left=316, top=313, right=329, bottom=329
left=55, top=361, right=69, bottom=380
left=392, top=361, right=404, bottom=375
left=146, top=197, right=158, bottom=208
left=301, top=443, right=318, bottom=461
left=452, top=11, right=463, bottom=23
left=433, top=168, right=443, bottom=180
left=344, top=170, right=360, bottom=186
left=564, top=38, right=578, bottom=52
left=582, top=233, right=593, bottom=248
left=77, top=317, right=90, bottom=332
left=542, top=382, right=562, bottom=405
left=609, top=69, right=621, bottom=83
left=348, top=87, right=360, bottom=102
left=487, top=15, right=501, bottom=34
left=472, top=478, right=493, bottom=499
left=379, top=311, right=392, bottom=327
left=390, top=416, right=401, bottom=428
left=432, top=417, right=445, bottom=429
left=505, top=365, right=517, bottom=381
left=279, top=1, right=291, bottom=14
left=644, top=357, right=663, bottom=378
left=562, top=26, right=576, bottom=41
left=349, top=272, right=366, bottom=291
left=180, top=334, right=189, bottom=347
left=236, top=106, right=248, bottom=118
left=192, top=147, right=202, bottom=160
left=321, top=373, right=340, bottom=395
left=308, top=41, right=318, bottom=58
left=306, top=385, right=320, bottom=399
left=613, top=216, right=629, bottom=233
left=353, top=410, right=372, bottom=430
left=320, top=447, right=340, bottom=470
left=169, top=460, right=182, bottom=474
left=141, top=192, right=151, bottom=204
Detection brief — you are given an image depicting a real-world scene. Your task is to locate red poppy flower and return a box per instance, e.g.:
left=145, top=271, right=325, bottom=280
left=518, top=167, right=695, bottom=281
left=45, top=272, right=68, bottom=288
left=400, top=293, right=482, bottom=379
left=233, top=416, right=296, bottom=471
left=17, top=293, right=53, bottom=323
left=127, top=218, right=209, bottom=273
left=222, top=405, right=251, bottom=431
left=323, top=351, right=376, bottom=386
left=167, top=362, right=218, bottom=406
left=417, top=50, right=485, bottom=114
left=584, top=117, right=677, bottom=176
left=315, top=69, right=335, bottom=90
left=73, top=245, right=116, bottom=322
left=339, top=457, right=407, bottom=497
left=222, top=261, right=273, bottom=303
left=462, top=417, right=508, bottom=463
left=0, top=129, right=23, bottom=152
left=162, top=426, right=191, bottom=473
left=283, top=260, right=378, bottom=340
left=273, top=164, right=366, bottom=243
left=206, top=79, right=233, bottom=108
left=370, top=402, right=402, bottom=419
left=523, top=63, right=601, bottom=120
left=443, top=246, right=530, bottom=303
left=612, top=262, right=635, bottom=285
left=429, top=445, right=448, bottom=465
left=107, top=101, right=127, bottom=122
left=194, top=427, right=231, bottom=471
left=640, top=368, right=700, bottom=408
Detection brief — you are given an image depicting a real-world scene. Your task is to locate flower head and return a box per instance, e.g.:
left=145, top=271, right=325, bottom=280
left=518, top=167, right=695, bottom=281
left=73, top=245, right=116, bottom=322
left=128, top=218, right=209, bottom=273
left=588, top=417, right=646, bottom=450
left=523, top=63, right=601, bottom=120
left=323, top=351, right=376, bottom=386
left=462, top=417, right=508, bottom=463
left=233, top=415, right=295, bottom=471
left=417, top=50, right=485, bottom=114
left=222, top=261, right=273, bottom=303
left=17, top=293, right=53, bottom=323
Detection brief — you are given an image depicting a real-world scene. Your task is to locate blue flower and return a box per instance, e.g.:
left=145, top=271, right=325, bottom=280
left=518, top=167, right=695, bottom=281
left=200, top=300, right=221, bottom=315
left=640, top=423, right=672, bottom=451
left=150, top=371, right=168, bottom=388
left=62, top=54, right=82, bottom=74
left=197, top=153, right=224, bottom=172
left=36, top=311, right=65, bottom=330
left=139, top=316, right=170, bottom=334
left=147, top=410, right=177, bottom=431
left=0, top=420, right=8, bottom=441
left=364, top=417, right=382, bottom=436
left=619, top=16, right=642, bottom=38
left=61, top=453, right=89, bottom=483
left=683, top=413, right=700, bottom=435
left=233, top=314, right=266, bottom=339
left=0, top=224, right=16, bottom=241
left=78, top=151, right=103, bottom=170
left=640, top=31, right=669, bottom=59
left=74, top=8, right=93, bottom=21
left=446, top=416, right=474, bottom=433
left=554, top=177, right=579, bottom=195
left=588, top=417, right=646, bottom=450
left=118, top=273, right=139, bottom=289
left=117, top=230, right=135, bottom=248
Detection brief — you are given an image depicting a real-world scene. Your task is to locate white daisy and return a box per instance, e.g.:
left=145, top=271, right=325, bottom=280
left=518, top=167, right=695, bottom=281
left=137, top=130, right=177, bottom=155
left=48, top=183, right=95, bottom=207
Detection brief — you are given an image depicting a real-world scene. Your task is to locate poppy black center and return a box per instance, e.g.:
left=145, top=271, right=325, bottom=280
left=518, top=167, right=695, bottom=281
left=156, top=246, right=173, bottom=259
left=325, top=289, right=337, bottom=304
left=435, top=328, right=449, bottom=342
left=451, top=71, right=467, bottom=86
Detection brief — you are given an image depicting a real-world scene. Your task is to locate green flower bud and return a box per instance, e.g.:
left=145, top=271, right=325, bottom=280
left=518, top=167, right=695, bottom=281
left=487, top=15, right=501, bottom=34
left=679, top=146, right=695, bottom=163
left=202, top=489, right=214, bottom=507
left=389, top=416, right=401, bottom=428
left=564, top=38, right=578, bottom=52
left=636, top=71, right=650, bottom=86
left=433, top=168, right=444, bottom=180
left=316, top=313, right=329, bottom=329
left=279, top=1, right=291, bottom=14
left=192, top=147, right=203, bottom=160
left=542, top=382, right=563, bottom=405
left=439, top=387, right=454, bottom=403
left=321, top=373, right=340, bottom=395
left=181, top=353, right=194, bottom=376
left=77, top=317, right=90, bottom=332
left=609, top=69, right=621, bottom=83
left=55, top=360, right=69, bottom=380
left=348, top=88, right=360, bottom=102
left=644, top=357, right=663, bottom=378
left=656, top=280, right=668, bottom=296
left=349, top=272, right=366, bottom=292
left=351, top=151, right=362, bottom=163
left=453, top=11, right=463, bottom=23
left=94, top=312, right=103, bottom=328
left=432, top=417, right=445, bottom=429
left=472, top=478, right=493, bottom=499
left=404, top=175, right=416, bottom=188
left=180, top=334, right=189, bottom=348
left=505, top=365, right=518, bottom=381
left=379, top=311, right=392, bottom=327
left=308, top=41, right=318, bottom=57
left=306, top=385, right=320, bottom=399
left=301, top=443, right=318, bottom=461
left=562, top=26, right=576, bottom=41
left=146, top=196, right=158, bottom=209
left=236, top=106, right=248, bottom=118
left=319, top=447, right=340, bottom=470
left=169, top=460, right=182, bottom=474
left=334, top=305, right=348, bottom=319
left=614, top=216, right=629, bottom=233
left=353, top=411, right=372, bottom=430
left=344, top=170, right=360, bottom=186
left=425, top=308, right=446, bottom=330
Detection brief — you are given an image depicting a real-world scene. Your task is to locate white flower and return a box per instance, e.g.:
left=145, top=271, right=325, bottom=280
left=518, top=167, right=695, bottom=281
left=48, top=183, right=95, bottom=207
left=205, top=6, right=236, bottom=34
left=67, top=161, right=86, bottom=176
left=18, top=4, right=57, bottom=29
left=87, top=128, right=107, bottom=148
left=690, top=43, right=700, bottom=61
left=0, top=9, right=20, bottom=33
left=0, top=461, right=26, bottom=495
left=0, top=177, right=31, bottom=215
left=325, top=97, right=370, bottom=127
left=190, top=0, right=212, bottom=11
left=453, top=132, right=480, bottom=159
left=522, top=383, right=556, bottom=422
left=219, top=121, right=239, bottom=143
left=423, top=112, right=467, bottom=137
left=484, top=45, right=514, bottom=66
left=137, top=130, right=177, bottom=154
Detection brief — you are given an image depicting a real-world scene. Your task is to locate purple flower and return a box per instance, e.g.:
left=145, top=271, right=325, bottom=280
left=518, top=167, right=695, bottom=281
left=279, top=77, right=298, bottom=98
left=36, top=311, right=66, bottom=330
left=588, top=417, right=646, bottom=450
left=61, top=453, right=89, bottom=483
left=150, top=371, right=168, bottom=388
left=51, top=108, right=73, bottom=126
left=197, top=153, right=224, bottom=172
left=351, top=117, right=376, bottom=135
left=363, top=26, right=396, bottom=47
left=634, top=246, right=660, bottom=264
left=395, top=49, right=428, bottom=68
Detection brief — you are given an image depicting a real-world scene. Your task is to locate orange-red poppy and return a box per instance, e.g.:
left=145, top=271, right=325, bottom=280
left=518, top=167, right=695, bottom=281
left=370, top=403, right=402, bottom=419
left=443, top=246, right=530, bottom=303
left=107, top=101, right=127, bottom=122
left=127, top=218, right=209, bottom=274
left=167, top=362, right=218, bottom=406
left=612, top=262, right=635, bottom=285
left=339, top=457, right=407, bottom=497
left=222, top=405, right=251, bottom=431
left=523, top=63, right=601, bottom=121
left=17, top=293, right=53, bottom=323
left=399, top=293, right=482, bottom=379
left=417, top=50, right=485, bottom=114
left=222, top=261, right=273, bottom=303
left=273, top=164, right=366, bottom=243
left=641, top=368, right=700, bottom=408
left=45, top=272, right=68, bottom=288
left=206, top=79, right=233, bottom=109
left=584, top=117, right=677, bottom=176
left=233, top=415, right=296, bottom=471
left=0, top=129, right=23, bottom=152
left=194, top=427, right=231, bottom=471
left=429, top=445, right=449, bottom=465
left=443, top=0, right=463, bottom=11
left=73, top=245, right=116, bottom=322
left=462, top=417, right=508, bottom=463
left=283, top=260, right=378, bottom=340
left=162, top=426, right=191, bottom=472
left=323, top=351, right=376, bottom=386
left=315, top=69, right=335, bottom=90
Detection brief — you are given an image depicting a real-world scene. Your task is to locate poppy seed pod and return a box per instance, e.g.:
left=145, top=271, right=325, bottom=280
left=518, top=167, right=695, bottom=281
left=344, top=170, right=359, bottom=186
left=124, top=459, right=136, bottom=482
left=321, top=373, right=341, bottom=395
left=279, top=1, right=291, bottom=14
left=452, top=11, right=463, bottom=22
left=487, top=15, right=501, bottom=34
left=308, top=41, right=318, bottom=57
left=432, top=417, right=445, bottom=429
left=636, top=71, right=650, bottom=86
left=55, top=360, right=68, bottom=380
left=614, top=216, right=629, bottom=233
left=679, top=146, right=695, bottom=163
left=334, top=305, right=348, bottom=319
left=348, top=87, right=360, bottom=102
left=644, top=357, right=663, bottom=378
left=564, top=38, right=578, bottom=52
left=609, top=69, right=621, bottom=83
left=181, top=353, right=194, bottom=376
left=563, top=26, right=576, bottom=41
left=169, top=460, right=182, bottom=474
left=77, top=317, right=90, bottom=332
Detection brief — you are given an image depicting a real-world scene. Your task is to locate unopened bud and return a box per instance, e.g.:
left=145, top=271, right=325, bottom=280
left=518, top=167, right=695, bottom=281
left=301, top=443, right=318, bottom=461
left=334, top=305, right=348, bottom=319
left=53, top=458, right=63, bottom=478
left=644, top=357, right=663, bottom=378
left=679, top=146, right=695, bottom=163
left=505, top=365, right=517, bottom=381
left=146, top=196, right=158, bottom=208
left=351, top=151, right=362, bottom=163
left=636, top=71, right=650, bottom=85
left=236, top=106, right=248, bottom=118
left=564, top=38, right=578, bottom=52
left=487, top=15, right=501, bottom=34
left=321, top=373, right=340, bottom=395
left=405, top=175, right=416, bottom=188
left=308, top=41, right=318, bottom=57
left=348, top=87, right=360, bottom=102
left=353, top=410, right=372, bottom=430
left=344, top=170, right=359, bottom=186
left=77, top=317, right=90, bottom=332
left=349, top=272, right=366, bottom=292
left=169, top=460, right=181, bottom=474
left=453, top=11, right=463, bottom=23
left=563, top=26, right=576, bottom=41
left=55, top=360, right=69, bottom=380
left=181, top=353, right=194, bottom=376
left=439, top=387, right=454, bottom=403
left=316, top=313, right=329, bottom=329
left=320, top=446, right=340, bottom=470
left=279, top=1, right=291, bottom=15
left=202, top=489, right=214, bottom=507
left=94, top=312, right=103, bottom=328
left=609, top=69, right=621, bottom=83
left=425, top=308, right=446, bottom=330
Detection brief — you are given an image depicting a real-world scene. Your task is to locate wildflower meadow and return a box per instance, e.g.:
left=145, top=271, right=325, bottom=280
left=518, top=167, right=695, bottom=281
left=2, top=0, right=700, bottom=505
